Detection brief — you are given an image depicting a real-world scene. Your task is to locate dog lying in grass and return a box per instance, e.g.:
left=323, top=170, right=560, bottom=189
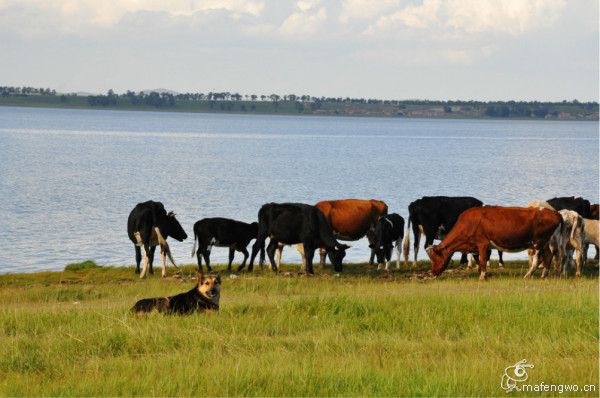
left=132, top=272, right=221, bottom=315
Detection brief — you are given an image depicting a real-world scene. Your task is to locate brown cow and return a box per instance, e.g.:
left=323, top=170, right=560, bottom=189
left=275, top=199, right=388, bottom=270
left=426, top=206, right=562, bottom=280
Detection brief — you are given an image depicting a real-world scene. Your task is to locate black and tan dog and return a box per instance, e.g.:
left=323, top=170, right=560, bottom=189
left=132, top=272, right=221, bottom=315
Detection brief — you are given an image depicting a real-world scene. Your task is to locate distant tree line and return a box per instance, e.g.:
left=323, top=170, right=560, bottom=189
left=1, top=86, right=56, bottom=96
left=1, top=85, right=598, bottom=118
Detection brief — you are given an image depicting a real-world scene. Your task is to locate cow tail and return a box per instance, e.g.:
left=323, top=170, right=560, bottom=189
left=191, top=229, right=197, bottom=257
left=570, top=215, right=579, bottom=241
left=402, top=216, right=411, bottom=262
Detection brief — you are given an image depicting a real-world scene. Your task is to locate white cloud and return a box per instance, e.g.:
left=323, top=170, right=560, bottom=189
left=0, top=0, right=265, bottom=30
left=338, top=0, right=400, bottom=23
left=280, top=3, right=327, bottom=36
left=367, top=0, right=566, bottom=35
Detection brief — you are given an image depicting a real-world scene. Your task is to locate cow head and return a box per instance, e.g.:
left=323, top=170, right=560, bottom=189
left=162, top=211, right=188, bottom=242
left=373, top=244, right=391, bottom=265
left=327, top=243, right=350, bottom=272
left=425, top=245, right=448, bottom=276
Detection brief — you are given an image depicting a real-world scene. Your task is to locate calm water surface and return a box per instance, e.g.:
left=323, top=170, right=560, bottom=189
left=0, top=106, right=598, bottom=273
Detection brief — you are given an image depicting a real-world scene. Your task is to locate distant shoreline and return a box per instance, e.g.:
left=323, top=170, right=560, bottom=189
left=1, top=95, right=598, bottom=121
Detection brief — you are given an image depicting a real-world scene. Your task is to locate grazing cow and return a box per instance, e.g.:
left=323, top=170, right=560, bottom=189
left=582, top=218, right=599, bottom=265
left=245, top=203, right=350, bottom=274
left=547, top=196, right=592, bottom=218
left=533, top=210, right=585, bottom=277
left=403, top=196, right=504, bottom=267
left=426, top=206, right=561, bottom=280
left=127, top=201, right=188, bottom=278
left=371, top=213, right=405, bottom=272
left=275, top=199, right=387, bottom=269
left=191, top=218, right=259, bottom=273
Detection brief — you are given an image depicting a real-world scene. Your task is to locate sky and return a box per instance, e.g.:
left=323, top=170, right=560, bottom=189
left=0, top=0, right=598, bottom=101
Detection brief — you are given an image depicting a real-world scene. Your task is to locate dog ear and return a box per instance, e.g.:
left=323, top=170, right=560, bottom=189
left=195, top=271, right=204, bottom=282
left=215, top=274, right=221, bottom=284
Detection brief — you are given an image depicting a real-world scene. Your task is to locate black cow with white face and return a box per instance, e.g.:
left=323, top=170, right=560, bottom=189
left=127, top=201, right=187, bottom=278
left=191, top=217, right=259, bottom=273
left=244, top=203, right=350, bottom=274
left=402, top=196, right=504, bottom=268
left=371, top=213, right=405, bottom=272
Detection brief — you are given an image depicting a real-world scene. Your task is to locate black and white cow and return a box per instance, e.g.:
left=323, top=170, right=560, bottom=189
left=244, top=203, right=350, bottom=274
left=402, top=196, right=504, bottom=268
left=191, top=217, right=259, bottom=273
left=547, top=196, right=592, bottom=219
left=371, top=213, right=405, bottom=272
left=127, top=201, right=187, bottom=278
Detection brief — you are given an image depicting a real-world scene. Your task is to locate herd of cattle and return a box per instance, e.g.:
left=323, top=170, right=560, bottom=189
left=127, top=196, right=599, bottom=280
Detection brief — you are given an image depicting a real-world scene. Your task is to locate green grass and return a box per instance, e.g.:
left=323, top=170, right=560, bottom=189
left=0, top=260, right=597, bottom=396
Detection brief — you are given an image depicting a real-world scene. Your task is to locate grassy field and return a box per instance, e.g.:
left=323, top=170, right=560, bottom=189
left=0, top=260, right=597, bottom=396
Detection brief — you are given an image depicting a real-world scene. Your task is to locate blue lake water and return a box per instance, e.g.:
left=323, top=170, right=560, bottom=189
left=0, top=106, right=598, bottom=273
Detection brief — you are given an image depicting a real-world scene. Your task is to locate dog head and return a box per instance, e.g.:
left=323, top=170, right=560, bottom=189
left=196, top=271, right=221, bottom=306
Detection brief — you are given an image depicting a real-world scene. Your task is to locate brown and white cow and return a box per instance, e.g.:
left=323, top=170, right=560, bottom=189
left=527, top=210, right=585, bottom=278
left=275, top=199, right=388, bottom=270
left=426, top=206, right=561, bottom=280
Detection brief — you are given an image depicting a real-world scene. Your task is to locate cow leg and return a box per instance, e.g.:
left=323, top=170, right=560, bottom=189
left=227, top=246, right=235, bottom=271
left=497, top=250, right=504, bottom=268
left=524, top=248, right=539, bottom=278
left=459, top=253, right=468, bottom=265
left=319, top=248, right=327, bottom=268
left=486, top=248, right=492, bottom=268
left=159, top=246, right=168, bottom=278
left=367, top=230, right=376, bottom=266
left=595, top=244, right=599, bottom=260
left=202, top=249, right=213, bottom=272
left=412, top=229, right=422, bottom=267
left=239, top=247, right=249, bottom=270
left=148, top=246, right=157, bottom=275
left=259, top=245, right=266, bottom=268
left=385, top=245, right=393, bottom=273
left=140, top=244, right=151, bottom=278
left=395, top=238, right=402, bottom=270
left=552, top=245, right=566, bottom=278
left=134, top=245, right=142, bottom=274
left=296, top=244, right=306, bottom=272
left=196, top=244, right=204, bottom=272
left=246, top=237, right=266, bottom=272
left=304, top=244, right=315, bottom=275
left=275, top=243, right=283, bottom=271
left=467, top=253, right=476, bottom=269
left=266, top=239, right=279, bottom=272
left=477, top=245, right=489, bottom=280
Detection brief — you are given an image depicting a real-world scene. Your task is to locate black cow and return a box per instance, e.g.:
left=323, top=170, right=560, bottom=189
left=191, top=218, right=259, bottom=273
left=402, top=196, right=504, bottom=267
left=244, top=203, right=350, bottom=274
left=371, top=213, right=405, bottom=272
left=547, top=196, right=592, bottom=219
left=127, top=201, right=187, bottom=278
